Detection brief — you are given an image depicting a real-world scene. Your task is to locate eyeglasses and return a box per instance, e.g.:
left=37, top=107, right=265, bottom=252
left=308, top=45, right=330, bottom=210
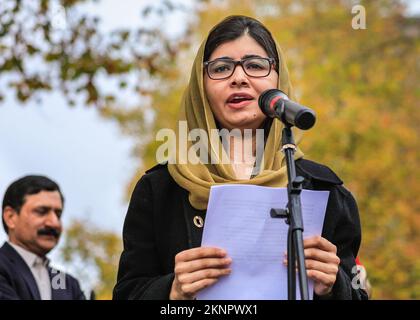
left=204, top=57, right=276, bottom=80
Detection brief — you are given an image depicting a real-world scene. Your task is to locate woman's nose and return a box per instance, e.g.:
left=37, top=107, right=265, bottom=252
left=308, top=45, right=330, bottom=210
left=229, top=65, right=249, bottom=87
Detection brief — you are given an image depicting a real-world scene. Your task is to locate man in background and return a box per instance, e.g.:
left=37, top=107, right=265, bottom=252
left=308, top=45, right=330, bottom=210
left=0, top=175, right=85, bottom=300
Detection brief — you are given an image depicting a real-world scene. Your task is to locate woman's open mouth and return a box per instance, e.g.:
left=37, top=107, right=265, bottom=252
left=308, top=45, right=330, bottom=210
left=226, top=93, right=254, bottom=109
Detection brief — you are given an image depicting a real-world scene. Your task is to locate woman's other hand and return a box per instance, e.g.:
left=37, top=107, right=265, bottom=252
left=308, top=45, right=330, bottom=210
left=284, top=236, right=340, bottom=296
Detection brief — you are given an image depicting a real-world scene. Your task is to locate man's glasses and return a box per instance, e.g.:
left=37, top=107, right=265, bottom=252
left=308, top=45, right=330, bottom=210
left=204, top=57, right=275, bottom=80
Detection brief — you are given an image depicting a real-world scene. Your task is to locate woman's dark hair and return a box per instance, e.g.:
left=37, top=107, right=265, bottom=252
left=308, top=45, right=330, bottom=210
left=204, top=15, right=279, bottom=73
left=2, top=175, right=64, bottom=234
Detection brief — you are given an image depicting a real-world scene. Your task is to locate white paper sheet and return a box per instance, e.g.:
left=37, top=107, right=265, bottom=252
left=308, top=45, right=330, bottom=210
left=196, top=184, right=330, bottom=300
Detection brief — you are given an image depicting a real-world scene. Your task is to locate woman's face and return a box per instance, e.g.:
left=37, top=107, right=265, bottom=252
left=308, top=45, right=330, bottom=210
left=204, top=34, right=278, bottom=131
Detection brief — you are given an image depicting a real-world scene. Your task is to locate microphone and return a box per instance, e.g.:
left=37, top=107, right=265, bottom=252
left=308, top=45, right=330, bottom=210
left=258, top=89, right=316, bottom=130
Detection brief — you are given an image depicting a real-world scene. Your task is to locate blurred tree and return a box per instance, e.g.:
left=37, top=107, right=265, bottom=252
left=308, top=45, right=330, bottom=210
left=60, top=219, right=122, bottom=300
left=125, top=0, right=419, bottom=299
left=0, top=0, right=198, bottom=107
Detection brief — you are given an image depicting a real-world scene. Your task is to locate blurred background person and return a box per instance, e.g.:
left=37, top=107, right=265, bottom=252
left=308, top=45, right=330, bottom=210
left=0, top=175, right=85, bottom=300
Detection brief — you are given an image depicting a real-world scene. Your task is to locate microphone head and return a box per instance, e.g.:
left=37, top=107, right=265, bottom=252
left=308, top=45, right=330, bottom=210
left=258, top=89, right=287, bottom=117
left=259, top=89, right=316, bottom=130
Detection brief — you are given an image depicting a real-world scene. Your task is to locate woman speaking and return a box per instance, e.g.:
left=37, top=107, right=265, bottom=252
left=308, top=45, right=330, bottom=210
left=113, top=15, right=368, bottom=300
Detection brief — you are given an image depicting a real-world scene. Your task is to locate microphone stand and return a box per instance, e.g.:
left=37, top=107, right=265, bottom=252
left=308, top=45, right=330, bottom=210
left=270, top=125, right=309, bottom=300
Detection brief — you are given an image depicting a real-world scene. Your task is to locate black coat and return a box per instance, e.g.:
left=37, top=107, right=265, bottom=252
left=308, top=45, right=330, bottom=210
left=113, top=159, right=368, bottom=300
left=0, top=242, right=86, bottom=300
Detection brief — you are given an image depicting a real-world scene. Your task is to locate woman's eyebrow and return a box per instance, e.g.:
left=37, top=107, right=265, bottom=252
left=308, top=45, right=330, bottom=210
left=213, top=56, right=233, bottom=60
left=212, top=54, right=264, bottom=60
left=242, top=54, right=264, bottom=59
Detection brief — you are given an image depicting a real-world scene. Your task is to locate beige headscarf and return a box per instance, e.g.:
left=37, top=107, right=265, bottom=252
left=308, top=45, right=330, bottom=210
left=168, top=22, right=304, bottom=210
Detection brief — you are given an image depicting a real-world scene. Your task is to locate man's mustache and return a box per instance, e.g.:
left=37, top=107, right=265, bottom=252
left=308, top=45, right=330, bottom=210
left=37, top=227, right=60, bottom=238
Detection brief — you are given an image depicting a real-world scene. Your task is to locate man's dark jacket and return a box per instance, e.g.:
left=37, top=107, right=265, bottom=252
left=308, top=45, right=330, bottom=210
left=0, top=242, right=86, bottom=300
left=113, top=159, right=368, bottom=300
